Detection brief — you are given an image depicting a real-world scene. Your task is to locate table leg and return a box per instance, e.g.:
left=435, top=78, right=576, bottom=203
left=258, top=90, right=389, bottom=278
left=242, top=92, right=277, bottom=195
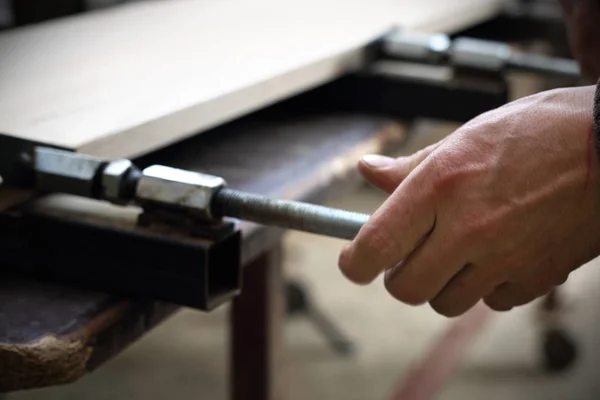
left=230, top=246, right=286, bottom=400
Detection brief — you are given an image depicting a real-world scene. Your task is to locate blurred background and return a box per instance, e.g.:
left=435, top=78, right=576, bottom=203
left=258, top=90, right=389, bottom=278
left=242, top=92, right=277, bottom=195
left=3, top=0, right=600, bottom=399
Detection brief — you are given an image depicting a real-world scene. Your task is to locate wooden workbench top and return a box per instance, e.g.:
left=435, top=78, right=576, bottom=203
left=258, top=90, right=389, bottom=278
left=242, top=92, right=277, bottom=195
left=0, top=0, right=501, bottom=159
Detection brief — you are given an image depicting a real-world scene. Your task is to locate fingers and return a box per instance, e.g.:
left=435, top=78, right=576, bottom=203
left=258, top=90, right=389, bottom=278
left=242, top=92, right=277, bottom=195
left=428, top=264, right=496, bottom=317
left=359, top=141, right=443, bottom=194
left=483, top=264, right=569, bottom=312
left=383, top=229, right=466, bottom=307
left=483, top=282, right=539, bottom=312
left=338, top=173, right=437, bottom=284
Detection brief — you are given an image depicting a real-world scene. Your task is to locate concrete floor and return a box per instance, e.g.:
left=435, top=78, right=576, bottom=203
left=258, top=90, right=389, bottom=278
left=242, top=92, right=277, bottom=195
left=7, top=122, right=600, bottom=400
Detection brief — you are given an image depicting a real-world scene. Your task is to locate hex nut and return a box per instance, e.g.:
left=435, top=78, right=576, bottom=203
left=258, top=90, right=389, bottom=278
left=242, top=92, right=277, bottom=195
left=135, top=165, right=226, bottom=221
left=102, top=159, right=134, bottom=203
left=34, top=147, right=105, bottom=197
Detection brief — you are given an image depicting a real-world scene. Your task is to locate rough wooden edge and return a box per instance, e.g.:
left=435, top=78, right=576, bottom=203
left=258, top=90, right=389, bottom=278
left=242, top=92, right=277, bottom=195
left=0, top=335, right=92, bottom=392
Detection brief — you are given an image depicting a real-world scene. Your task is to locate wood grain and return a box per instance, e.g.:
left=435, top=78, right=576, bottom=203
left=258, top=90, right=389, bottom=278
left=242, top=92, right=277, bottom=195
left=0, top=0, right=501, bottom=159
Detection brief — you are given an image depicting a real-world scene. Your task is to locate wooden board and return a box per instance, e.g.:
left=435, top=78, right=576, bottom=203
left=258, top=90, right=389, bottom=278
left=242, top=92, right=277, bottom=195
left=0, top=0, right=502, bottom=159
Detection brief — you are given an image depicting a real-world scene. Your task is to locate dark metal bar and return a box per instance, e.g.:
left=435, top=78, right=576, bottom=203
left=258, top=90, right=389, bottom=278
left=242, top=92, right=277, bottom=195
left=0, top=206, right=242, bottom=311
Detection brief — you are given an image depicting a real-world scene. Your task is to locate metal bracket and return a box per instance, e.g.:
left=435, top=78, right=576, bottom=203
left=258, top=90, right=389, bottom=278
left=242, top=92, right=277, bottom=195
left=0, top=200, right=242, bottom=311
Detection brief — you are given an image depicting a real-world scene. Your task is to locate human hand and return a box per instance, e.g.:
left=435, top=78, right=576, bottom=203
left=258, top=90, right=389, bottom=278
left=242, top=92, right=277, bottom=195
left=558, top=0, right=600, bottom=79
left=339, top=85, right=600, bottom=317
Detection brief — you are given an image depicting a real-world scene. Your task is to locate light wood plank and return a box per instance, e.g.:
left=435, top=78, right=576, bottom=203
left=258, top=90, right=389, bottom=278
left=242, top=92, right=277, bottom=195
left=0, top=0, right=502, bottom=158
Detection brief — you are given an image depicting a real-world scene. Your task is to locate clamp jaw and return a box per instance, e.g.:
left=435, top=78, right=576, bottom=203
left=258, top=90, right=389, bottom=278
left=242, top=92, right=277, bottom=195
left=378, top=29, right=580, bottom=78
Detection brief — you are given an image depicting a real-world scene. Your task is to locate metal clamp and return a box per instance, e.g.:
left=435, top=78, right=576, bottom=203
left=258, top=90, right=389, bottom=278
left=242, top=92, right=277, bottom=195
left=379, top=29, right=580, bottom=79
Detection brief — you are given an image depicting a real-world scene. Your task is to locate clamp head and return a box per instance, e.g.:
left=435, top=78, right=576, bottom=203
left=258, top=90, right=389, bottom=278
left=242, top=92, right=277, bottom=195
left=135, top=165, right=227, bottom=221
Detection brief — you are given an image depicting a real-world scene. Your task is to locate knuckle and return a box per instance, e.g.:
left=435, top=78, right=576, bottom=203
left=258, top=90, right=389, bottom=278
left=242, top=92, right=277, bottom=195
left=360, top=223, right=399, bottom=268
left=428, top=155, right=465, bottom=194
left=459, top=211, right=497, bottom=244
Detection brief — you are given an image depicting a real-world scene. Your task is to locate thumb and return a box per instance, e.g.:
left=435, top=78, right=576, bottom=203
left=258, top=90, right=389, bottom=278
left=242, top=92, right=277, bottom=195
left=358, top=141, right=442, bottom=193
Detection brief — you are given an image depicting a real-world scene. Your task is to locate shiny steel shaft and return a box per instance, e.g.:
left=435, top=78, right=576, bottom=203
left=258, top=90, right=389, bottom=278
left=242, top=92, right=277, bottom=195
left=213, top=188, right=369, bottom=240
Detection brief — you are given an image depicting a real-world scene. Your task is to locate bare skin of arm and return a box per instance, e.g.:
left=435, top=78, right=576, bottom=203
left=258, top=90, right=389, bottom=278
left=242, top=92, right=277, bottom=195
left=338, top=4, right=600, bottom=317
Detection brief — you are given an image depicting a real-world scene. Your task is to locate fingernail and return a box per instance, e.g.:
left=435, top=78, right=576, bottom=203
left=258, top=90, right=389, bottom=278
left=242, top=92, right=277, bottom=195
left=361, top=154, right=395, bottom=169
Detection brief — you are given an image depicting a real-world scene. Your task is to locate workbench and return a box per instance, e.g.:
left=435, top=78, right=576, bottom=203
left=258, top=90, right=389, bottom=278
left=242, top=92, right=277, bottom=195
left=0, top=111, right=405, bottom=398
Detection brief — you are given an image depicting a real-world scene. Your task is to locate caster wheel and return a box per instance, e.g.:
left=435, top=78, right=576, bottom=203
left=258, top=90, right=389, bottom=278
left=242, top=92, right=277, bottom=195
left=542, top=328, right=578, bottom=373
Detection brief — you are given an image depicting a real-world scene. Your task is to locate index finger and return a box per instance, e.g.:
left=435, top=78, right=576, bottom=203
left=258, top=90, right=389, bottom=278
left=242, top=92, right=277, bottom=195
left=338, top=171, right=437, bottom=284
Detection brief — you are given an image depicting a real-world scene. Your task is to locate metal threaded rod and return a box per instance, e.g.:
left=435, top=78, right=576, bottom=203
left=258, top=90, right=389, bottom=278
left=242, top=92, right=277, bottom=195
left=213, top=188, right=370, bottom=240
